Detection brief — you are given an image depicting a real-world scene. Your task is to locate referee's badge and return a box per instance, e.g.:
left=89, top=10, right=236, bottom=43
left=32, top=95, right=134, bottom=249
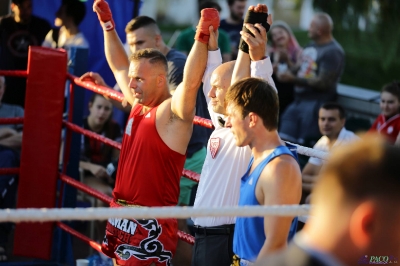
left=210, top=138, right=221, bottom=159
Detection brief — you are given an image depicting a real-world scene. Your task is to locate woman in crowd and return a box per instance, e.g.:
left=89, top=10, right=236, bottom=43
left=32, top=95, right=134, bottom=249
left=268, top=21, right=302, bottom=116
left=80, top=93, right=122, bottom=197
left=369, top=81, right=400, bottom=145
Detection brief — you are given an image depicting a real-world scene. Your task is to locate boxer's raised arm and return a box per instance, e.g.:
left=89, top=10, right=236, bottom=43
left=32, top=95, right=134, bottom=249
left=93, top=0, right=134, bottom=105
left=171, top=9, right=219, bottom=122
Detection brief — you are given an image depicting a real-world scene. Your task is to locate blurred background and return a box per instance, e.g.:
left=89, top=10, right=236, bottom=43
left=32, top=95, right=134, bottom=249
left=1, top=0, right=399, bottom=91
left=139, top=0, right=400, bottom=92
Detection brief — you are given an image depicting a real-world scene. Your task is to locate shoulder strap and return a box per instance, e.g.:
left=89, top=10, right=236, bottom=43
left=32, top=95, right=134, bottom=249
left=252, top=146, right=297, bottom=178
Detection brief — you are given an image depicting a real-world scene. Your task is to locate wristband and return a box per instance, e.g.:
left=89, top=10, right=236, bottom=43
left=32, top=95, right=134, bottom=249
left=239, top=10, right=270, bottom=54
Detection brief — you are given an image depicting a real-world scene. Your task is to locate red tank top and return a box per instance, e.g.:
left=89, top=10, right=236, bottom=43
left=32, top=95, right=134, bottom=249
left=113, top=105, right=186, bottom=206
left=369, top=114, right=400, bottom=144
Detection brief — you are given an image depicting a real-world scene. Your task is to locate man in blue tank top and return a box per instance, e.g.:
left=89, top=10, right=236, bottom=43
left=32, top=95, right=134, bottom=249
left=225, top=75, right=302, bottom=264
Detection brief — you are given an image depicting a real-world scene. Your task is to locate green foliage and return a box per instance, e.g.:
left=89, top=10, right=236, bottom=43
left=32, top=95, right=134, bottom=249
left=302, top=0, right=400, bottom=91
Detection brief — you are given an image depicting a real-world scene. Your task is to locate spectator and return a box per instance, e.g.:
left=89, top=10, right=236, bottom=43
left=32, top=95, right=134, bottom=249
left=0, top=76, right=24, bottom=262
left=220, top=0, right=247, bottom=60
left=79, top=93, right=121, bottom=197
left=175, top=1, right=231, bottom=63
left=78, top=93, right=121, bottom=249
left=191, top=4, right=274, bottom=266
left=278, top=13, right=345, bottom=145
left=302, top=102, right=358, bottom=203
left=369, top=81, right=400, bottom=146
left=0, top=0, right=51, bottom=107
left=42, top=0, right=89, bottom=49
left=91, top=1, right=215, bottom=264
left=268, top=21, right=302, bottom=116
left=255, top=135, right=400, bottom=266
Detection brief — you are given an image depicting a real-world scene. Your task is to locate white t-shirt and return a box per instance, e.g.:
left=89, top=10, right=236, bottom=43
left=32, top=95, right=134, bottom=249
left=192, top=50, right=276, bottom=227
left=42, top=27, right=89, bottom=49
left=308, top=127, right=359, bottom=166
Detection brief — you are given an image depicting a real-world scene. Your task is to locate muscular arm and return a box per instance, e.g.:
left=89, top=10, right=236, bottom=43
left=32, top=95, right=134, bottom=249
left=171, top=28, right=214, bottom=121
left=232, top=5, right=272, bottom=85
left=93, top=0, right=133, bottom=105
left=301, top=162, right=322, bottom=193
left=291, top=68, right=340, bottom=92
left=286, top=49, right=344, bottom=92
left=103, top=30, right=133, bottom=105
left=256, top=157, right=302, bottom=257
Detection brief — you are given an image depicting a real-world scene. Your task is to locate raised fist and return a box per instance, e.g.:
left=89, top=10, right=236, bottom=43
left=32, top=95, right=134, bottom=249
left=93, top=0, right=115, bottom=31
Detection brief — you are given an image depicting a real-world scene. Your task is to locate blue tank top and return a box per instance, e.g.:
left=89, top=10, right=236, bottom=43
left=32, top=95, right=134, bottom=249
left=233, top=144, right=299, bottom=262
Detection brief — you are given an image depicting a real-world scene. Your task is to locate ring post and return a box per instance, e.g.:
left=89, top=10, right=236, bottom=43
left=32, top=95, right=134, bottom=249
left=53, top=47, right=88, bottom=264
left=13, top=47, right=67, bottom=260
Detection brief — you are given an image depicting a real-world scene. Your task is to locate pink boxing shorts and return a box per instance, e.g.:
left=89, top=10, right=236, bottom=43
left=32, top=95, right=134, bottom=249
left=101, top=200, right=178, bottom=265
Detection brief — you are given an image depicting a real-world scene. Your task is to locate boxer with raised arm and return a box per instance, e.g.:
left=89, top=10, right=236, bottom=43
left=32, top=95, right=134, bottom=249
left=92, top=1, right=220, bottom=265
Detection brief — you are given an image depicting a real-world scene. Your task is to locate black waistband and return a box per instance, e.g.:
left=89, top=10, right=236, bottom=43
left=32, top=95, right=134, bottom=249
left=194, top=224, right=235, bottom=235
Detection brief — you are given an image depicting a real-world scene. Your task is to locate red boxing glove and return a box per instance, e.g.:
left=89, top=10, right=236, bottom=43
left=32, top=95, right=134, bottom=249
left=93, top=0, right=115, bottom=31
left=195, top=8, right=220, bottom=44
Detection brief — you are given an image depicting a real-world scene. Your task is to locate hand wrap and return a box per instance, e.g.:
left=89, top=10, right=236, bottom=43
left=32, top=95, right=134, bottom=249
left=239, top=10, right=270, bottom=53
left=194, top=8, right=220, bottom=44
left=93, top=0, right=115, bottom=31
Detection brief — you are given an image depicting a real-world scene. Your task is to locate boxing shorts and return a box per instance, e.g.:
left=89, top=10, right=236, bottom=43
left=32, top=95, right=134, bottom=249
left=101, top=200, right=178, bottom=265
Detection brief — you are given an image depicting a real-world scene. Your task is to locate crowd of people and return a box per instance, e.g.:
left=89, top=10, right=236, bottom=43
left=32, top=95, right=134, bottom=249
left=0, top=0, right=399, bottom=265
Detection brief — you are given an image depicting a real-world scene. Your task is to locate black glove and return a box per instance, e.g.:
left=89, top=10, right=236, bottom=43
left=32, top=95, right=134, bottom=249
left=239, top=10, right=270, bottom=54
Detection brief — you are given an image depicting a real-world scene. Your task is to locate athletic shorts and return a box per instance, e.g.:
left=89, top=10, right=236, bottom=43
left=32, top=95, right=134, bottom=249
left=101, top=200, right=178, bottom=265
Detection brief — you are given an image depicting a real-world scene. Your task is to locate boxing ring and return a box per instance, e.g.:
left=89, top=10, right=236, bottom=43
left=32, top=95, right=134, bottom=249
left=0, top=47, right=327, bottom=264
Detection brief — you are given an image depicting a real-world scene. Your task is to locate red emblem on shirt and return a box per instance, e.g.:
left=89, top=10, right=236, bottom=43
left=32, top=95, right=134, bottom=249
left=210, top=138, right=220, bottom=159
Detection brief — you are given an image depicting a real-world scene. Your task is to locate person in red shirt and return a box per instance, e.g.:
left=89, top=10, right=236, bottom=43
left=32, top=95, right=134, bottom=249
left=369, top=81, right=400, bottom=145
left=87, top=0, right=220, bottom=265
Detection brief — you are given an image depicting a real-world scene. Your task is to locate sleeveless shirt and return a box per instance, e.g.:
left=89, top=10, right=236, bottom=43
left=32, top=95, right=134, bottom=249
left=113, top=105, right=186, bottom=207
left=233, top=144, right=298, bottom=261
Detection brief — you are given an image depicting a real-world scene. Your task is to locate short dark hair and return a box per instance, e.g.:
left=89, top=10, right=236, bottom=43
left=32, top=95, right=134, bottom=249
left=321, top=102, right=346, bottom=119
left=320, top=135, right=400, bottom=203
left=12, top=0, right=28, bottom=5
left=199, top=1, right=221, bottom=16
left=125, top=16, right=158, bottom=34
left=129, top=48, right=168, bottom=72
left=381, top=80, right=400, bottom=101
left=227, top=0, right=246, bottom=6
left=226, top=77, right=279, bottom=131
left=60, top=0, right=86, bottom=26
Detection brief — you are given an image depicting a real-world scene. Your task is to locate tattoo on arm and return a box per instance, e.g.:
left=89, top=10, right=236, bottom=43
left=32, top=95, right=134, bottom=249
left=295, top=69, right=338, bottom=92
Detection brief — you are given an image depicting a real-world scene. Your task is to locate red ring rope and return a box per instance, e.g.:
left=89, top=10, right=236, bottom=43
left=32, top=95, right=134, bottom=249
left=0, top=117, right=24, bottom=125
left=57, top=222, right=102, bottom=253
left=0, top=168, right=19, bottom=175
left=67, top=74, right=214, bottom=129
left=59, top=174, right=113, bottom=204
left=63, top=121, right=122, bottom=150
left=177, top=230, right=195, bottom=245
left=0, top=70, right=28, bottom=78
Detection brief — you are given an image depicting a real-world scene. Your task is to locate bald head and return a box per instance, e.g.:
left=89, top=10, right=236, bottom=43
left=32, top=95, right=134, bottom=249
left=314, top=12, right=333, bottom=33
left=208, top=61, right=236, bottom=115
left=308, top=12, right=333, bottom=41
left=125, top=16, right=164, bottom=53
left=212, top=61, right=236, bottom=89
